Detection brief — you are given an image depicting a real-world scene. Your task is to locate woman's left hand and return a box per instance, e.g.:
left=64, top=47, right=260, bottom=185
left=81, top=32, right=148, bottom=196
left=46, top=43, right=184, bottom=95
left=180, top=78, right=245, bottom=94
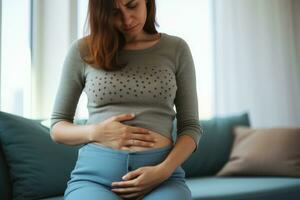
left=111, top=164, right=171, bottom=199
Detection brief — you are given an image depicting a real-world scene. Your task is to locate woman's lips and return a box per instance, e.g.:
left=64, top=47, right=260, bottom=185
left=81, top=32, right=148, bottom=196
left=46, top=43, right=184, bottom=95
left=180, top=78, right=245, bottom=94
left=124, top=24, right=138, bottom=32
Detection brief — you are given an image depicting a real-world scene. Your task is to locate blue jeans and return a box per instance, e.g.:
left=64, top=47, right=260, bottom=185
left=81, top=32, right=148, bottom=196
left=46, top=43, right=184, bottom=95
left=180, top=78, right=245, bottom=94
left=63, top=143, right=192, bottom=200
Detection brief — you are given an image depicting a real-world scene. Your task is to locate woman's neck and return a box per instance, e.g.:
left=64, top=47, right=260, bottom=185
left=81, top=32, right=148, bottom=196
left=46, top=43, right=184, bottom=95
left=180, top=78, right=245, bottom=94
left=123, top=32, right=161, bottom=50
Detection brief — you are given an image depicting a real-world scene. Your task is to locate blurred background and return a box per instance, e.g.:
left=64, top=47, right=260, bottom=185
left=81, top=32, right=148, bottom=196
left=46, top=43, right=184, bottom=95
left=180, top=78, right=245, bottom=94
left=0, top=0, right=299, bottom=128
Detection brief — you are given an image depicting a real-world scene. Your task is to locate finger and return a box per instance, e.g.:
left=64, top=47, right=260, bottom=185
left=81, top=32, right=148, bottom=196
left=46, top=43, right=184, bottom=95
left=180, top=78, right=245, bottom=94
left=123, top=138, right=134, bottom=147
left=120, top=187, right=154, bottom=199
left=131, top=127, right=152, bottom=134
left=122, top=169, right=141, bottom=180
left=120, top=146, right=131, bottom=151
left=124, top=139, right=154, bottom=147
left=111, top=186, right=141, bottom=194
left=131, top=133, right=156, bottom=143
left=111, top=179, right=136, bottom=187
left=120, top=191, right=144, bottom=199
left=113, top=113, right=135, bottom=122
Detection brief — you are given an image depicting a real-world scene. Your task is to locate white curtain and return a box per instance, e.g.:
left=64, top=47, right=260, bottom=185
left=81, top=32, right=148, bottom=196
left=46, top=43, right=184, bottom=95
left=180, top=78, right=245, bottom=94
left=212, top=0, right=300, bottom=127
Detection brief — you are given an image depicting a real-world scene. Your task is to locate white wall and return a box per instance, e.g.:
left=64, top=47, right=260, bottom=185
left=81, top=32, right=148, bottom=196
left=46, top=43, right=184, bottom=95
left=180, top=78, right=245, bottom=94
left=0, top=0, right=31, bottom=116
left=292, top=0, right=300, bottom=68
left=156, top=0, right=214, bottom=119
left=0, top=0, right=2, bottom=108
left=31, top=0, right=77, bottom=119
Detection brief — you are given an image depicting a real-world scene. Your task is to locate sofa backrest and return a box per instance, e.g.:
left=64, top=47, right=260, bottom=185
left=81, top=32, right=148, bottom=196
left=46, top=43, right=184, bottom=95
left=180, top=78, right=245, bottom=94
left=0, top=143, right=12, bottom=200
left=0, top=111, right=80, bottom=200
left=180, top=112, right=250, bottom=178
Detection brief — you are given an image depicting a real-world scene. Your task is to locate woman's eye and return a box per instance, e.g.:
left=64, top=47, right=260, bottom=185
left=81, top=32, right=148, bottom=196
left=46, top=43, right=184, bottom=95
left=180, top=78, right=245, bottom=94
left=127, top=4, right=137, bottom=9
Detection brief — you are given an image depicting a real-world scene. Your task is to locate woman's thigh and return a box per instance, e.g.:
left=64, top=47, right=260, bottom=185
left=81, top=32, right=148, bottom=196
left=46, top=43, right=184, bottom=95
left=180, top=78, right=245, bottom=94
left=143, top=180, right=192, bottom=200
left=64, top=181, right=122, bottom=200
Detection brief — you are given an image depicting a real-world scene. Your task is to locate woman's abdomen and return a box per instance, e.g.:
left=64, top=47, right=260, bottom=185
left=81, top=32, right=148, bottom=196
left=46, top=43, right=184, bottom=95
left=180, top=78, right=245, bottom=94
left=128, top=130, right=173, bottom=152
left=92, top=130, right=173, bottom=152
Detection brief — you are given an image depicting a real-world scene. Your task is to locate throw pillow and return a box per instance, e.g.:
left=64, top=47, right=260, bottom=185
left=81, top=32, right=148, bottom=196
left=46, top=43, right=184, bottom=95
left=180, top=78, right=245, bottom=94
left=216, top=126, right=300, bottom=177
left=0, top=111, right=81, bottom=200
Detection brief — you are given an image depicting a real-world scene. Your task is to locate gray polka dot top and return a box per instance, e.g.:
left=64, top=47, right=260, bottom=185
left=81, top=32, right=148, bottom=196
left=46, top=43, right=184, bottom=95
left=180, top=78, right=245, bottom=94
left=50, top=33, right=203, bottom=151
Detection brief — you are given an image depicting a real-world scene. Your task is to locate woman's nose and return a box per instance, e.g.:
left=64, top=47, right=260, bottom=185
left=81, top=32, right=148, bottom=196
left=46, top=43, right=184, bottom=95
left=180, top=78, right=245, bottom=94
left=122, top=12, right=133, bottom=27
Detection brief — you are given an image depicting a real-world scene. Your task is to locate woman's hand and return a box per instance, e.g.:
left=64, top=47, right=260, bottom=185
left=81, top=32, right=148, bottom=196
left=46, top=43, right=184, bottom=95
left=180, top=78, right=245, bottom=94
left=111, top=164, right=171, bottom=199
left=89, top=113, right=157, bottom=150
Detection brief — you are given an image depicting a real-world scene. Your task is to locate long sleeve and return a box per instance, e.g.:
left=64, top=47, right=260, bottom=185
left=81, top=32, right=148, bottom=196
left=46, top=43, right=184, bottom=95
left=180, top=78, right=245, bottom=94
left=50, top=40, right=85, bottom=132
left=174, top=38, right=204, bottom=152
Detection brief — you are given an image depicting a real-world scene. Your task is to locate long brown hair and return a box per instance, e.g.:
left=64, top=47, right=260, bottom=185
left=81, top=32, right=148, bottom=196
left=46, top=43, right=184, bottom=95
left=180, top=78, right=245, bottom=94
left=82, top=0, right=158, bottom=71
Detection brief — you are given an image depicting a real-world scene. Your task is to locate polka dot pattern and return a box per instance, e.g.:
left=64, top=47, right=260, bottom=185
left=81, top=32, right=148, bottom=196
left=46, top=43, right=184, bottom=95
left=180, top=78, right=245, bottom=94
left=84, top=65, right=177, bottom=105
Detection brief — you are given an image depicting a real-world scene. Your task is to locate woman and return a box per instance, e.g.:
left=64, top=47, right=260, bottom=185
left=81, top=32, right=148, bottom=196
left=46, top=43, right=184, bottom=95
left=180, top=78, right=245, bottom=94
left=50, top=0, right=203, bottom=199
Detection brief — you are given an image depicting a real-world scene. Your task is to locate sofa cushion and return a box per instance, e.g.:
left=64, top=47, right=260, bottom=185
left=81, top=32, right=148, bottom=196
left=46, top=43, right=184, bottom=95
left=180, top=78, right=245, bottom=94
left=0, top=111, right=80, bottom=200
left=186, top=177, right=300, bottom=200
left=40, top=196, right=63, bottom=200
left=181, top=112, right=250, bottom=177
left=216, top=126, right=300, bottom=177
left=0, top=143, right=12, bottom=200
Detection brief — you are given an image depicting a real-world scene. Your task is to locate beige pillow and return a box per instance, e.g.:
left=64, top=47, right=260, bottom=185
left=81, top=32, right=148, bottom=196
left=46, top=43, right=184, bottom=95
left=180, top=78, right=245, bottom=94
left=216, top=126, right=300, bottom=177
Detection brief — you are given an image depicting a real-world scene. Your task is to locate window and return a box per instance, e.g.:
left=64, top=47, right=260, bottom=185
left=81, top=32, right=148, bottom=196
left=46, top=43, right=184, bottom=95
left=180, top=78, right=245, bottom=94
left=75, top=0, right=89, bottom=120
left=0, top=0, right=32, bottom=117
left=76, top=0, right=214, bottom=119
left=156, top=1, right=214, bottom=119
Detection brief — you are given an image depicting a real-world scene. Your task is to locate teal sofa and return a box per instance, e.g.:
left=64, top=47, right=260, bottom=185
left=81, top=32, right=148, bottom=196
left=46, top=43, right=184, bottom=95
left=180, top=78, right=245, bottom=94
left=1, top=111, right=300, bottom=200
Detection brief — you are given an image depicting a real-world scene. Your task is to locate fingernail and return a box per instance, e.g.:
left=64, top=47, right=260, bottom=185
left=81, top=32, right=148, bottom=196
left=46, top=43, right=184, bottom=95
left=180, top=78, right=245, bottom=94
left=130, top=113, right=135, bottom=117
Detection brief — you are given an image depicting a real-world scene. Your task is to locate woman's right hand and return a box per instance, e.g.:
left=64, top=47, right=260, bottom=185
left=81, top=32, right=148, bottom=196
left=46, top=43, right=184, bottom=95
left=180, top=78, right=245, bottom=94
left=89, top=113, right=157, bottom=150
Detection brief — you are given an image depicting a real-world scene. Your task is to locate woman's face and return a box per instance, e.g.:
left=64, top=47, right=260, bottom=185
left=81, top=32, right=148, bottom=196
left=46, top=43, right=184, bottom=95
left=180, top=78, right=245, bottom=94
left=113, top=0, right=148, bottom=41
